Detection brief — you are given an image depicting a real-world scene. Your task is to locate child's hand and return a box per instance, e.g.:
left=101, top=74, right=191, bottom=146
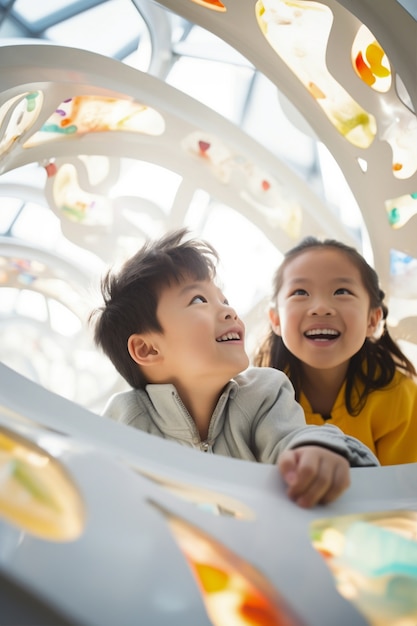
left=278, top=446, right=350, bottom=508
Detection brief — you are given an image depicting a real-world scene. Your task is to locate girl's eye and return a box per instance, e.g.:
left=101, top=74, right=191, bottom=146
left=190, top=295, right=207, bottom=304
left=335, top=288, right=353, bottom=295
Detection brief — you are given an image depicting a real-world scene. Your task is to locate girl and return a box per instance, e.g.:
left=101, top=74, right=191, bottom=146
left=254, top=236, right=417, bottom=465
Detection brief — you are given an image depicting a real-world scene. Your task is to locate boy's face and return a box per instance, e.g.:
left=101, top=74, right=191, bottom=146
left=147, top=276, right=249, bottom=388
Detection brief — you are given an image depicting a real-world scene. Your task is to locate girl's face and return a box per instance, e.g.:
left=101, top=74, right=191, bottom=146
left=269, top=248, right=382, bottom=371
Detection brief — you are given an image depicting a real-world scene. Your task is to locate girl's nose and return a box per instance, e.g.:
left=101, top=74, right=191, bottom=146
left=309, top=299, right=335, bottom=316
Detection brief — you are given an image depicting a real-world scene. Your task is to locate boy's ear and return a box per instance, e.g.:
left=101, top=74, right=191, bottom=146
left=268, top=308, right=281, bottom=336
left=127, top=333, right=161, bottom=366
left=366, top=306, right=383, bottom=337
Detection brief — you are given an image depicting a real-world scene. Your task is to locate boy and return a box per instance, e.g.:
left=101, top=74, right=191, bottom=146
left=89, top=229, right=378, bottom=508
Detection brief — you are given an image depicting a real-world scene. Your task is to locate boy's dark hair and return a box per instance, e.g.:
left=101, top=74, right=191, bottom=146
left=89, top=228, right=219, bottom=389
left=254, top=236, right=416, bottom=415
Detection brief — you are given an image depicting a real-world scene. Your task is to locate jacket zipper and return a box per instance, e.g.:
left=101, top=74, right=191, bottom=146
left=171, top=391, right=217, bottom=452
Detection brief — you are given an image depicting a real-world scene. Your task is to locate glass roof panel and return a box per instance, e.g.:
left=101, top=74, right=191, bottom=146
left=9, top=0, right=103, bottom=31
left=167, top=56, right=256, bottom=123
left=44, top=0, right=145, bottom=58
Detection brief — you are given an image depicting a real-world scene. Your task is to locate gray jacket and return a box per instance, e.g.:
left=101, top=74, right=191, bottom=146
left=103, top=367, right=379, bottom=467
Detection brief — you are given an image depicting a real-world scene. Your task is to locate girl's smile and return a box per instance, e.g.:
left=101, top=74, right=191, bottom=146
left=270, top=248, right=382, bottom=371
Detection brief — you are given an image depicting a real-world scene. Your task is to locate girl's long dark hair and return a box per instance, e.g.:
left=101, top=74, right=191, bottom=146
left=254, top=237, right=416, bottom=415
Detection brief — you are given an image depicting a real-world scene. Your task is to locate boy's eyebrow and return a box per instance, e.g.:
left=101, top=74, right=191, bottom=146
left=178, top=281, right=208, bottom=296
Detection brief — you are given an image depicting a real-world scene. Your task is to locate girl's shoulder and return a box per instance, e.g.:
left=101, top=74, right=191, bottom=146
left=390, top=368, right=417, bottom=392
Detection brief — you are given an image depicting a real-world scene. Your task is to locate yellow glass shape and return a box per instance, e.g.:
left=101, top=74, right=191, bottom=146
left=351, top=26, right=416, bottom=179
left=0, top=426, right=85, bottom=541
left=256, top=0, right=376, bottom=148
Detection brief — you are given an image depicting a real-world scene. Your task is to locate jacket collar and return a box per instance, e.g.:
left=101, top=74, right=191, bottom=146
left=145, top=380, right=238, bottom=443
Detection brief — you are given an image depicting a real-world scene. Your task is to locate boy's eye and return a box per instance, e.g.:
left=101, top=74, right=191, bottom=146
left=190, top=295, right=207, bottom=304
left=291, top=288, right=308, bottom=296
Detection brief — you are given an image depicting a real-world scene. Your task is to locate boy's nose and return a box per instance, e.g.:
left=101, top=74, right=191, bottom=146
left=223, top=304, right=238, bottom=320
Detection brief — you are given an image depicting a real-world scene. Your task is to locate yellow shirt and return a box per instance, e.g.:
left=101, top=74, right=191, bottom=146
left=299, top=370, right=417, bottom=466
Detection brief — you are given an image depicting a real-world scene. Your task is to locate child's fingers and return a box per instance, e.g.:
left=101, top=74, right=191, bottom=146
left=278, top=448, right=321, bottom=505
left=278, top=447, right=350, bottom=508
left=318, top=457, right=350, bottom=504
left=277, top=448, right=300, bottom=486
left=287, top=454, right=329, bottom=508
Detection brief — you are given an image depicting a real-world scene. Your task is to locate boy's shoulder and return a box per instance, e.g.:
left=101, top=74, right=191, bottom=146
left=102, top=386, right=151, bottom=424
left=234, top=366, right=292, bottom=390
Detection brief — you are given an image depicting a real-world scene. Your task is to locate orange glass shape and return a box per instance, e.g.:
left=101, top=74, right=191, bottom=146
left=151, top=500, right=305, bottom=626
left=352, top=26, right=391, bottom=92
left=188, top=0, right=227, bottom=11
left=0, top=426, right=85, bottom=541
left=256, top=0, right=376, bottom=148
